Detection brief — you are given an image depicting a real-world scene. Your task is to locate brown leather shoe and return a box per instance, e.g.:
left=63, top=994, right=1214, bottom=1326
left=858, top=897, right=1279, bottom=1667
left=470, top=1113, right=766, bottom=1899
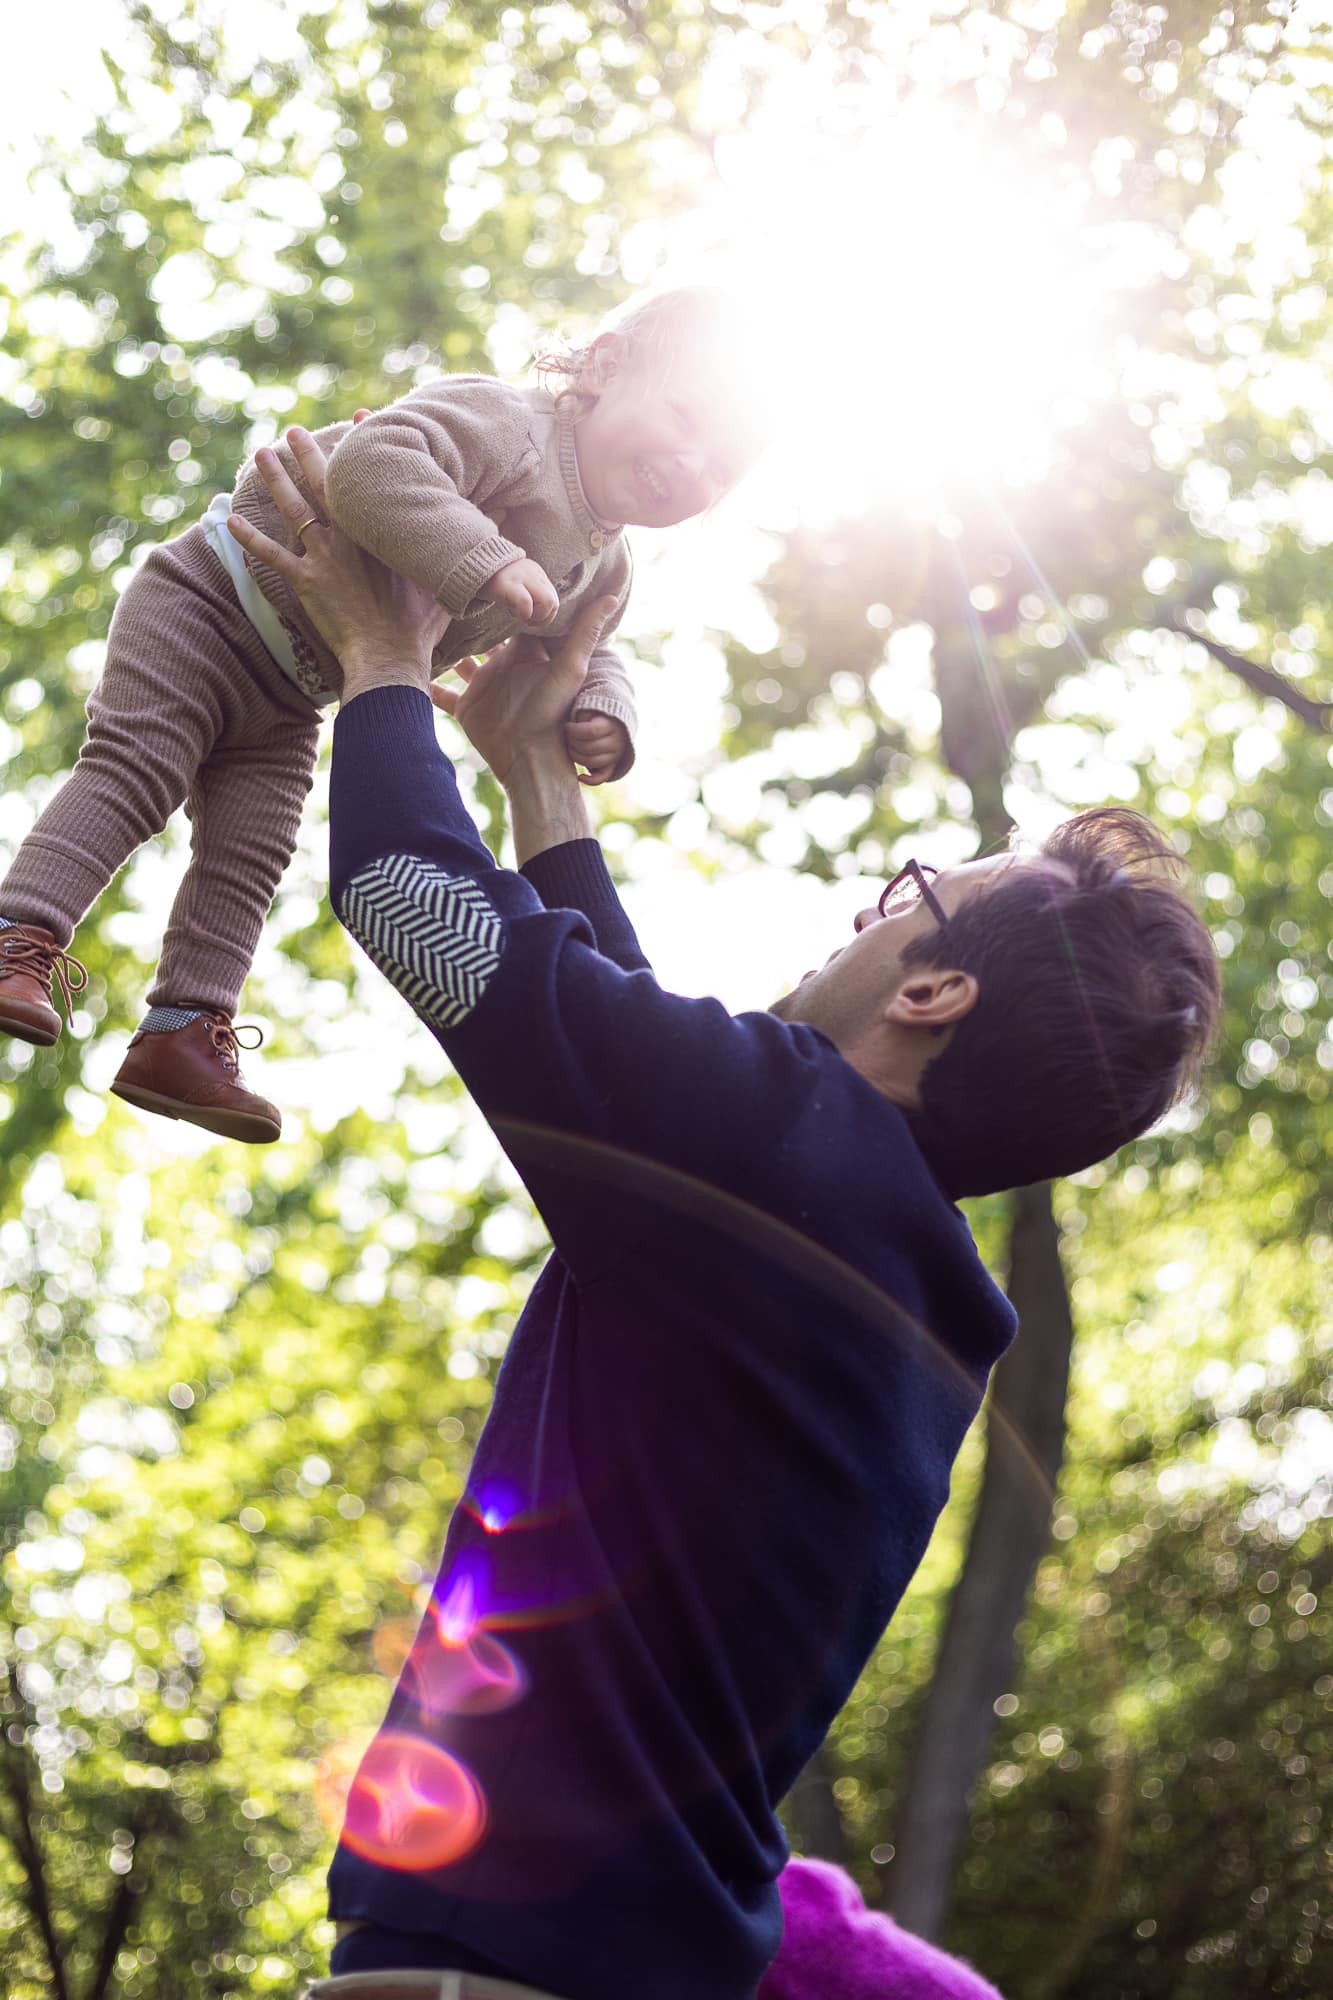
left=0, top=923, right=88, bottom=1047
left=110, top=1012, right=282, bottom=1143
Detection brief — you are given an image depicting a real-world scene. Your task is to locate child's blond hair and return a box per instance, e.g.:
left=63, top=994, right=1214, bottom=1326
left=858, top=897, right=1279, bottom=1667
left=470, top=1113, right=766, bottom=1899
left=535, top=286, right=749, bottom=405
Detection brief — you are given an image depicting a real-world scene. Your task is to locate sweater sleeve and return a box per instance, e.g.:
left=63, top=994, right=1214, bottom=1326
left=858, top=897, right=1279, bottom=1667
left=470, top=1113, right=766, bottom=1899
left=324, top=377, right=534, bottom=615
left=329, top=688, right=809, bottom=1279
left=520, top=840, right=651, bottom=974
left=569, top=542, right=637, bottom=778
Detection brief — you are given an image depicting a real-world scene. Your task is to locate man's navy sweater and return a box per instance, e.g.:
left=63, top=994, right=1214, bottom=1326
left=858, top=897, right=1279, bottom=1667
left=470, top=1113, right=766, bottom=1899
left=326, top=687, right=1017, bottom=2000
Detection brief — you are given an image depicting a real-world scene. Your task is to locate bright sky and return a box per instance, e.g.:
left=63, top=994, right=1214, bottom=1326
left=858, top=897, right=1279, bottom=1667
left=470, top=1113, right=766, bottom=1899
left=3, top=0, right=1325, bottom=1151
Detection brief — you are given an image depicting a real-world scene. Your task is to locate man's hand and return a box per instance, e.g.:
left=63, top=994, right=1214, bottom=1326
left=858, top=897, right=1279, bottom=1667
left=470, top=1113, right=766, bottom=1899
left=564, top=714, right=630, bottom=786
left=432, top=596, right=618, bottom=789
left=227, top=427, right=452, bottom=702
left=480, top=556, right=560, bottom=626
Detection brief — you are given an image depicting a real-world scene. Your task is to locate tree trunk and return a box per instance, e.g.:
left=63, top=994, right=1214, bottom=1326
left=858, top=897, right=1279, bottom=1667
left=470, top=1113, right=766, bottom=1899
left=785, top=1742, right=850, bottom=1866
left=1, top=1662, right=71, bottom=2000
left=886, top=1181, right=1074, bottom=1937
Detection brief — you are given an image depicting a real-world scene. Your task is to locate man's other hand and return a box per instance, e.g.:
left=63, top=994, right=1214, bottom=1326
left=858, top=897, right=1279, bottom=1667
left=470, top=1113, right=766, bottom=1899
left=228, top=426, right=452, bottom=700
left=432, top=596, right=618, bottom=789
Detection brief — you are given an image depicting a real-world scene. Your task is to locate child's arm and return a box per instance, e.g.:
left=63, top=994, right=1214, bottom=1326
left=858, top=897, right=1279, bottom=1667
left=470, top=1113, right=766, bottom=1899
left=565, top=550, right=636, bottom=783
left=324, top=377, right=547, bottom=617
left=480, top=556, right=559, bottom=626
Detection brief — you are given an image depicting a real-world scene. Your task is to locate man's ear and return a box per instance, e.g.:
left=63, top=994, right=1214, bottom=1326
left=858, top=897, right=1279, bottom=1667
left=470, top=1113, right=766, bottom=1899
left=883, top=967, right=979, bottom=1032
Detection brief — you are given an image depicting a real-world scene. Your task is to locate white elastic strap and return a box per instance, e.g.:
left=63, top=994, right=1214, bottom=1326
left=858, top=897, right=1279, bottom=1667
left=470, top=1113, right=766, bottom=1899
left=200, top=490, right=307, bottom=684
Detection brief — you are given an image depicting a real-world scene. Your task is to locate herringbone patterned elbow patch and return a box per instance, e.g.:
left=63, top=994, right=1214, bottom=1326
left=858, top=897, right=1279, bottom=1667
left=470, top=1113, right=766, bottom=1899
left=340, top=854, right=505, bottom=1031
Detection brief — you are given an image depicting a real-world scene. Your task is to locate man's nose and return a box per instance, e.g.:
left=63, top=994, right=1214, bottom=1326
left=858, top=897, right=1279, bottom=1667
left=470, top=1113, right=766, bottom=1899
left=853, top=902, right=882, bottom=934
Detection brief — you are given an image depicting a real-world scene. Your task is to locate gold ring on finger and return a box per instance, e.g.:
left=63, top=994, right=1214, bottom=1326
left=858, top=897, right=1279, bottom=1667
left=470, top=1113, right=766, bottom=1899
left=295, top=515, right=321, bottom=543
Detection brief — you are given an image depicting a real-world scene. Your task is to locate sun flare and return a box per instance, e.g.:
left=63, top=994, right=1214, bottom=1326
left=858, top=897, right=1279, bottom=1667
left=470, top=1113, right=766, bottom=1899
left=678, top=75, right=1116, bottom=523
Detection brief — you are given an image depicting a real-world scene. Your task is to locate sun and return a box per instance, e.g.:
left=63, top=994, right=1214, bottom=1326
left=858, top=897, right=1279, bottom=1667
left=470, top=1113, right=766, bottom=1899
left=669, top=68, right=1117, bottom=525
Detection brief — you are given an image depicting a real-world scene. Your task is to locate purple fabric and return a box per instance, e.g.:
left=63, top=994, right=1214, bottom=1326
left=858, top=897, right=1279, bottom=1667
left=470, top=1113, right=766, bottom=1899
left=760, top=1859, right=1006, bottom=2000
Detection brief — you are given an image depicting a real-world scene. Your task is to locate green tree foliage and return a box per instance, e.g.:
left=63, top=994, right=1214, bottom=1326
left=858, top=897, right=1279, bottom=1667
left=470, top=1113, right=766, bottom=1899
left=2, top=2, right=1330, bottom=1996
left=948, top=1204, right=1332, bottom=1996
left=2, top=3, right=724, bottom=1992
left=1, top=1116, right=548, bottom=1996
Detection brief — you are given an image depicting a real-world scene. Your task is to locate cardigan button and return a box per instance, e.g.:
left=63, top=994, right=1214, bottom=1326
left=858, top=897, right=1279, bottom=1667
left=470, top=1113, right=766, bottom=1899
left=589, top=529, right=605, bottom=551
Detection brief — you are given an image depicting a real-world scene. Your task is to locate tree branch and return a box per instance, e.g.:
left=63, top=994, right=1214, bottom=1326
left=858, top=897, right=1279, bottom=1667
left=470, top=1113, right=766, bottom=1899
left=86, top=1803, right=166, bottom=2000
left=0, top=1659, right=71, bottom=2000
left=1167, top=620, right=1332, bottom=732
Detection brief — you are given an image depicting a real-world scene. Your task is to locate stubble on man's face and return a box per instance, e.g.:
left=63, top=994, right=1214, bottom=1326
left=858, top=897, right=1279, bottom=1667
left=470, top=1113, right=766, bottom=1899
left=767, top=854, right=1042, bottom=1041
left=767, top=920, right=913, bottom=1042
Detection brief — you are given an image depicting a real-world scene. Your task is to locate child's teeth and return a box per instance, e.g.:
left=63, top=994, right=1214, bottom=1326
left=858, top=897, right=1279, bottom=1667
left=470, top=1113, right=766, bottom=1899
left=637, top=460, right=667, bottom=499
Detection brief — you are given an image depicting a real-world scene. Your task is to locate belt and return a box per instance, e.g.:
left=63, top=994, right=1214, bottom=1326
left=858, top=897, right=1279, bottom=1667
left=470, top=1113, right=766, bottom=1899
left=303, top=1971, right=567, bottom=2000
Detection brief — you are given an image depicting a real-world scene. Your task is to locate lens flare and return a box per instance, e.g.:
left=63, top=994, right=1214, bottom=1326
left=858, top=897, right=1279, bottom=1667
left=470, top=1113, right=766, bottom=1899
left=406, top=1622, right=527, bottom=1718
left=314, top=1730, right=376, bottom=1838
left=460, top=1478, right=582, bottom=1538
left=339, top=1730, right=488, bottom=1872
left=436, top=1566, right=480, bottom=1645
left=466, top=1475, right=526, bottom=1534
left=371, top=1614, right=419, bottom=1680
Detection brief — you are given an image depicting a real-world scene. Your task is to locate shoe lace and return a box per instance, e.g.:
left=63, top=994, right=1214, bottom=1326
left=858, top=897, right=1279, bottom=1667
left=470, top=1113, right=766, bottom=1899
left=0, top=931, right=89, bottom=1016
left=204, top=1015, right=264, bottom=1077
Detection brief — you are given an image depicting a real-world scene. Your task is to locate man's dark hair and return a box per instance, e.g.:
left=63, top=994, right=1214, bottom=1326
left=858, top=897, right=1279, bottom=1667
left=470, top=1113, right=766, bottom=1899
left=903, top=808, right=1222, bottom=1199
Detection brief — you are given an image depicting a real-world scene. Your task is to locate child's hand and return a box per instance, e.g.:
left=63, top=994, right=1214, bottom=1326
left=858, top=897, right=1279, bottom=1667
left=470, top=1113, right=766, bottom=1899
left=564, top=714, right=629, bottom=786
left=482, top=557, right=559, bottom=626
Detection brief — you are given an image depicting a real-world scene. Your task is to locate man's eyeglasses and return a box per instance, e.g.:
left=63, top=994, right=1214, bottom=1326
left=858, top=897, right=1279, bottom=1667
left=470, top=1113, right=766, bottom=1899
left=878, top=860, right=949, bottom=930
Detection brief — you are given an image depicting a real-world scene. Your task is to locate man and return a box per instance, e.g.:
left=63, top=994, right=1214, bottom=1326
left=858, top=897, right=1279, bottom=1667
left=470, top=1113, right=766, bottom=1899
left=229, top=433, right=1219, bottom=2000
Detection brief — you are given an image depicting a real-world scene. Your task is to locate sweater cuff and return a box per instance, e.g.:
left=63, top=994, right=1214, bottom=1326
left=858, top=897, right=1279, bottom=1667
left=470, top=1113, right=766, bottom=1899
left=437, top=534, right=527, bottom=615
left=569, top=689, right=637, bottom=731
left=333, top=681, right=438, bottom=764
left=521, top=838, right=623, bottom=917
left=566, top=702, right=636, bottom=780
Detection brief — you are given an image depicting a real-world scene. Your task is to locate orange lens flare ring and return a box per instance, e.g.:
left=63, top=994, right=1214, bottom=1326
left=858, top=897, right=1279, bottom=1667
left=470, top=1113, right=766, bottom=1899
left=314, top=1729, right=376, bottom=1838
left=317, top=1552, right=532, bottom=1871
left=339, top=1730, right=488, bottom=1872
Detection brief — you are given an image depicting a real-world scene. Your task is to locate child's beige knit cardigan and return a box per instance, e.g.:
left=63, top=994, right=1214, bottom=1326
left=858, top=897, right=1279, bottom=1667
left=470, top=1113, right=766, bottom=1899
left=230, top=376, right=638, bottom=774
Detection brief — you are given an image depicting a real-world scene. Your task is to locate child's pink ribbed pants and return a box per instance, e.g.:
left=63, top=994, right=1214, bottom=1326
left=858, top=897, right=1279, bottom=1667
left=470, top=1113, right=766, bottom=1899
left=0, top=530, right=320, bottom=1015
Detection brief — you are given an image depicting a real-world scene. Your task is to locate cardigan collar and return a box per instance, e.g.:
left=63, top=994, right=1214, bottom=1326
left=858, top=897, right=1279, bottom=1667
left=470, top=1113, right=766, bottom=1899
left=554, top=395, right=624, bottom=549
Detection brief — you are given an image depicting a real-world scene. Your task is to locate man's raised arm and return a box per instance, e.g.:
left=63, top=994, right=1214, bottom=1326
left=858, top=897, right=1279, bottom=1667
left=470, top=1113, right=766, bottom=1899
left=228, top=423, right=611, bottom=874
left=233, top=426, right=646, bottom=979
left=425, top=605, right=649, bottom=972
left=425, top=614, right=613, bottom=868
left=233, top=427, right=819, bottom=1291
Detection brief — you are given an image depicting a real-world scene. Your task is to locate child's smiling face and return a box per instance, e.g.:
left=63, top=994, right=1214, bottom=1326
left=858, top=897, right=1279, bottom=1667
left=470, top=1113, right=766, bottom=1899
left=571, top=336, right=762, bottom=529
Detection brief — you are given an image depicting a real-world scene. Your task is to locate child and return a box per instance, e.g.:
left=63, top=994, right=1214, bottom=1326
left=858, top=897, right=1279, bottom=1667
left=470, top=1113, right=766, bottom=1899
left=0, top=287, right=762, bottom=1141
